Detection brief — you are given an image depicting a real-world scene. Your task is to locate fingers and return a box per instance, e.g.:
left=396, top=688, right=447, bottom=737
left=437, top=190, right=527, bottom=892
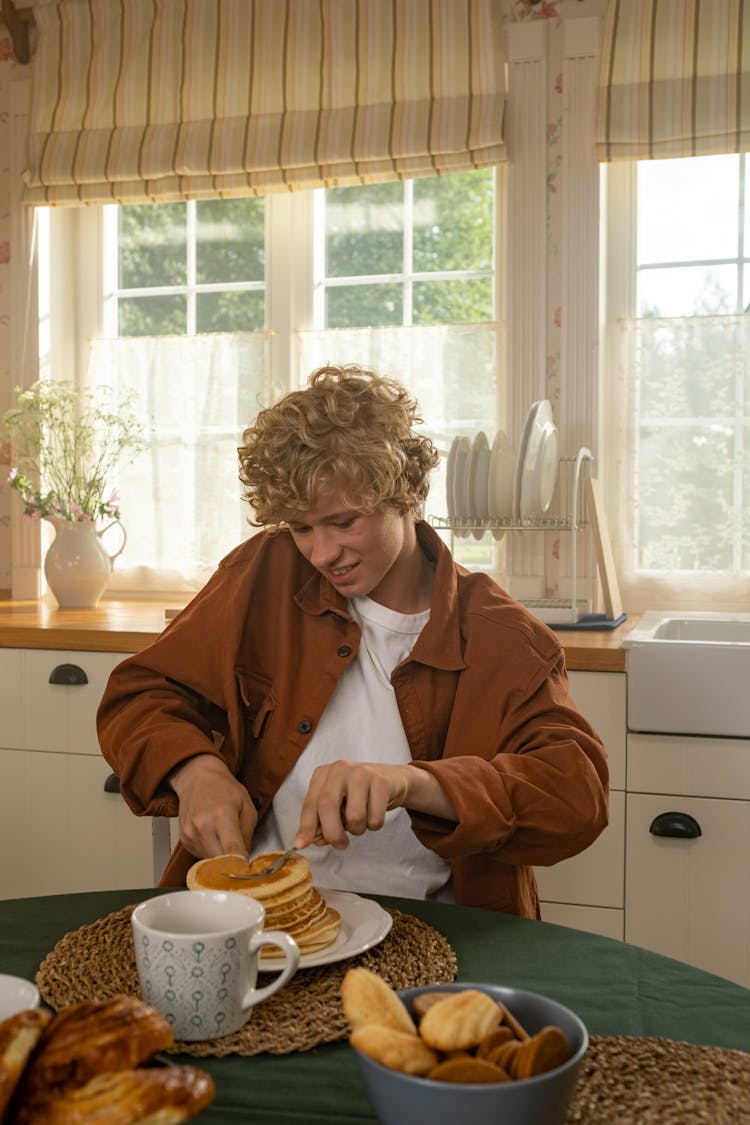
left=172, top=756, right=257, bottom=859
left=294, top=762, right=408, bottom=850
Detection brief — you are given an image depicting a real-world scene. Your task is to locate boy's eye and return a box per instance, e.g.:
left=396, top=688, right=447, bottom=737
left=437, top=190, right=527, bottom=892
left=334, top=518, right=355, bottom=529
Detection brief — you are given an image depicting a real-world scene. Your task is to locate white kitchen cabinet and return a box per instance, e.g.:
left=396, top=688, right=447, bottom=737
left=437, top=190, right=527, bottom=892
left=0, top=648, right=160, bottom=898
left=537, top=670, right=626, bottom=940
left=625, top=733, right=750, bottom=988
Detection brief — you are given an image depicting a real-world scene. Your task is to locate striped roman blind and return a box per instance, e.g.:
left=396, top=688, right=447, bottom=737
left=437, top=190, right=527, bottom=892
left=23, top=0, right=507, bottom=205
left=597, top=0, right=750, bottom=161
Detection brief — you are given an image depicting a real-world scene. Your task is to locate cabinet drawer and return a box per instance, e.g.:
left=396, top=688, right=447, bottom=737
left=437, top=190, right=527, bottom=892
left=568, top=671, right=625, bottom=788
left=539, top=903, right=624, bottom=942
left=626, top=792, right=750, bottom=988
left=535, top=789, right=624, bottom=909
left=0, top=746, right=155, bottom=898
left=0, top=649, right=136, bottom=755
left=628, top=733, right=750, bottom=800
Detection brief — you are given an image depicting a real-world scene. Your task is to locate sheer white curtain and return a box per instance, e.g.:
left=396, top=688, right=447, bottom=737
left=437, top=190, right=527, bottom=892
left=608, top=315, right=750, bottom=611
left=87, top=332, right=270, bottom=591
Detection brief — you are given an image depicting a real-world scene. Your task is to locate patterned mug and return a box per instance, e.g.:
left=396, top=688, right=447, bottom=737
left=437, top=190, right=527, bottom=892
left=131, top=889, right=299, bottom=1041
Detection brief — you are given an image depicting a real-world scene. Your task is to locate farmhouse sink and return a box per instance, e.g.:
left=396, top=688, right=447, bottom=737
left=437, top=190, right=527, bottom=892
left=622, top=611, right=750, bottom=738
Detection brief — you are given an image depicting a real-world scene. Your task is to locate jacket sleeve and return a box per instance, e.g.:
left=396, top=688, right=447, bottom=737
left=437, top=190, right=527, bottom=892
left=408, top=650, right=610, bottom=868
left=96, top=562, right=244, bottom=819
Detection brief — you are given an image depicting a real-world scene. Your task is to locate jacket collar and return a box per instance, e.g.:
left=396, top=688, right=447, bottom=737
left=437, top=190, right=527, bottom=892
left=293, top=519, right=465, bottom=671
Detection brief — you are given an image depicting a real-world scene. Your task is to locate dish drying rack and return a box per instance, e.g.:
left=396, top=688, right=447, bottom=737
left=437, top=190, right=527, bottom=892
left=431, top=448, right=616, bottom=627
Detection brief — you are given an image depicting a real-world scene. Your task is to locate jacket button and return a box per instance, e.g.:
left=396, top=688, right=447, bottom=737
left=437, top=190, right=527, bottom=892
left=298, top=720, right=313, bottom=734
left=337, top=645, right=352, bottom=658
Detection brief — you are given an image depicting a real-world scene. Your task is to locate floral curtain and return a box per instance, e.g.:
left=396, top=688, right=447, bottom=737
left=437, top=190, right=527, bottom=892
left=597, top=0, right=750, bottom=161
left=24, top=0, right=507, bottom=205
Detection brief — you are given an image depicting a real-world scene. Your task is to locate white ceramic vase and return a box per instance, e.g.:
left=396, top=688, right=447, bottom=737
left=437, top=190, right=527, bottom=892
left=43, top=517, right=127, bottom=609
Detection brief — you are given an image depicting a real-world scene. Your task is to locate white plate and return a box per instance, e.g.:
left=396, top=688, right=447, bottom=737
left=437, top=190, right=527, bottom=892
left=488, top=429, right=515, bottom=539
left=445, top=437, right=459, bottom=520
left=0, top=974, right=40, bottom=1021
left=513, top=401, right=559, bottom=520
left=468, top=432, right=490, bottom=539
left=451, top=436, right=472, bottom=536
left=258, top=890, right=392, bottom=971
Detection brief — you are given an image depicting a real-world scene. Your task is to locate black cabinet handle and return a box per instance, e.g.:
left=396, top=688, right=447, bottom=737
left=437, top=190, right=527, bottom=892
left=49, top=663, right=89, bottom=685
left=104, top=773, right=121, bottom=794
left=649, top=811, right=702, bottom=839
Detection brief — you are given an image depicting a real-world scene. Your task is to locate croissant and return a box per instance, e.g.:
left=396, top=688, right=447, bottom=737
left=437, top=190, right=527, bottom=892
left=0, top=1008, right=53, bottom=1122
left=13, top=996, right=174, bottom=1123
left=17, top=1065, right=215, bottom=1125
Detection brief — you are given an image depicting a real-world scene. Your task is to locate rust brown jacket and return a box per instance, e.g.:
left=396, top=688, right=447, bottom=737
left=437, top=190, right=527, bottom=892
left=97, top=521, right=608, bottom=917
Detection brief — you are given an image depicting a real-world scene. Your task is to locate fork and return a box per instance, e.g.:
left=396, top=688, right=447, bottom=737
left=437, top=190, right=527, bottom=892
left=227, top=833, right=326, bottom=880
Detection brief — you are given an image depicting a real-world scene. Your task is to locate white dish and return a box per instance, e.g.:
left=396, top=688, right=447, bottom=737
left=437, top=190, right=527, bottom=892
left=450, top=436, right=472, bottom=537
left=488, top=429, right=515, bottom=539
left=258, top=890, right=392, bottom=971
left=513, top=401, right=559, bottom=520
left=465, top=427, right=490, bottom=537
left=0, top=974, right=40, bottom=1021
left=445, top=437, right=459, bottom=521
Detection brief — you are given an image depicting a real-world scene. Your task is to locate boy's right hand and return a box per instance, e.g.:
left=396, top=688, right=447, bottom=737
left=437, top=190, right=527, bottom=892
left=168, top=753, right=257, bottom=859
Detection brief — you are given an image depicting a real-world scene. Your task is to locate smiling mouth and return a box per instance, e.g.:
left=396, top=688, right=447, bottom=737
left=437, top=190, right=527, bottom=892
left=329, top=564, right=356, bottom=578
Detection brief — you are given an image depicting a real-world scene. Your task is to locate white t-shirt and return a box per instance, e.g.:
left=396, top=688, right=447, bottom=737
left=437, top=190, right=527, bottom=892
left=251, top=595, right=453, bottom=900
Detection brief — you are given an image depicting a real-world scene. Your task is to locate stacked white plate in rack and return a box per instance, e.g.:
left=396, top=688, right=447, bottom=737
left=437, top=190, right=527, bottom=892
left=444, top=402, right=558, bottom=534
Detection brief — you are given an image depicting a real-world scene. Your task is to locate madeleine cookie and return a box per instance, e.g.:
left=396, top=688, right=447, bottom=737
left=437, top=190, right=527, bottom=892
left=512, top=1025, right=571, bottom=1079
left=350, top=1025, right=438, bottom=1076
left=0, top=1007, right=53, bottom=1121
left=428, top=1056, right=512, bottom=1084
left=341, top=968, right=416, bottom=1035
left=419, top=989, right=502, bottom=1052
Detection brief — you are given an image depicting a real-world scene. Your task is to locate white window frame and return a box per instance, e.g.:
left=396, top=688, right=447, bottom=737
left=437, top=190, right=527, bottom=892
left=37, top=174, right=504, bottom=597
left=602, top=159, right=750, bottom=611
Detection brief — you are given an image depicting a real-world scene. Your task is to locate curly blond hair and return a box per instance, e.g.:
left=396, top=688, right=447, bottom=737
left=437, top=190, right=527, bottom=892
left=238, top=364, right=439, bottom=526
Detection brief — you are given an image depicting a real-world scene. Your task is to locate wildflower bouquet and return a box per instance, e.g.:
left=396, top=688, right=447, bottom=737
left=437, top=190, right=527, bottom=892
left=2, top=380, right=144, bottom=523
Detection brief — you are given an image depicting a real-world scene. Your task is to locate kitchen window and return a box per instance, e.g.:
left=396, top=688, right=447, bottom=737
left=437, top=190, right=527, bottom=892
left=603, top=154, right=750, bottom=610
left=42, top=169, right=502, bottom=593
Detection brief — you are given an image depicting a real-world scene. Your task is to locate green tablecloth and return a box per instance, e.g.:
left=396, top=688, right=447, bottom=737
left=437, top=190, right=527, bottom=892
left=1, top=889, right=749, bottom=1124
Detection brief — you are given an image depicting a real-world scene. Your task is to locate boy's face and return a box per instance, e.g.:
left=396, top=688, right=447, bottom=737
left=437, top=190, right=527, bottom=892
left=286, top=492, right=420, bottom=611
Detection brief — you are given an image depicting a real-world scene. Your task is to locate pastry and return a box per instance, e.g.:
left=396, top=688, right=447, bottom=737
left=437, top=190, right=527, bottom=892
left=15, top=996, right=174, bottom=1119
left=19, top=1064, right=215, bottom=1125
left=0, top=1008, right=52, bottom=1122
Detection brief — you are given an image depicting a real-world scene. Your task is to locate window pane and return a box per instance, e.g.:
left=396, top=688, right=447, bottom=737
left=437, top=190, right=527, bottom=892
left=118, top=295, right=186, bottom=336
left=413, top=169, right=493, bottom=273
left=326, top=283, right=403, bottom=327
left=638, top=155, right=739, bottom=264
left=325, top=182, right=403, bottom=277
left=637, top=318, right=736, bottom=419
left=119, top=203, right=186, bottom=288
left=638, top=265, right=737, bottom=316
left=197, top=291, right=264, bottom=333
left=414, top=278, right=493, bottom=325
left=637, top=423, right=734, bottom=571
left=196, top=198, right=265, bottom=284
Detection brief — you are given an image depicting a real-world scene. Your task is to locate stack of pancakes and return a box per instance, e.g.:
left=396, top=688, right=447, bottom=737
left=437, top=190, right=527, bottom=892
left=186, top=851, right=341, bottom=957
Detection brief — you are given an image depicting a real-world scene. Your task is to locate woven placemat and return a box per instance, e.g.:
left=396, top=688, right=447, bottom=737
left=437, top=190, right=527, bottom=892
left=565, top=1034, right=750, bottom=1124
left=34, top=905, right=457, bottom=1058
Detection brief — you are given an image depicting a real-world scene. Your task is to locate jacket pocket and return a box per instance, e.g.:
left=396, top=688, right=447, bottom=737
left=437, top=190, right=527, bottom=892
left=235, top=667, right=276, bottom=740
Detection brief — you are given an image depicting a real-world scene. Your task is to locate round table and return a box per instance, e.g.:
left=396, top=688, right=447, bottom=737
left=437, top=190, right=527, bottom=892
left=2, top=889, right=749, bottom=1124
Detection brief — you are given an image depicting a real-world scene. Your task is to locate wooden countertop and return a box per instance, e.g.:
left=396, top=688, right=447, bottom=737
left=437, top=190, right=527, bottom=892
left=0, top=599, right=634, bottom=671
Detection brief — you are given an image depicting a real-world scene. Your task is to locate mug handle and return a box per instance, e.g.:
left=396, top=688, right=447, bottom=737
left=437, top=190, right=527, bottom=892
left=243, top=930, right=300, bottom=1008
